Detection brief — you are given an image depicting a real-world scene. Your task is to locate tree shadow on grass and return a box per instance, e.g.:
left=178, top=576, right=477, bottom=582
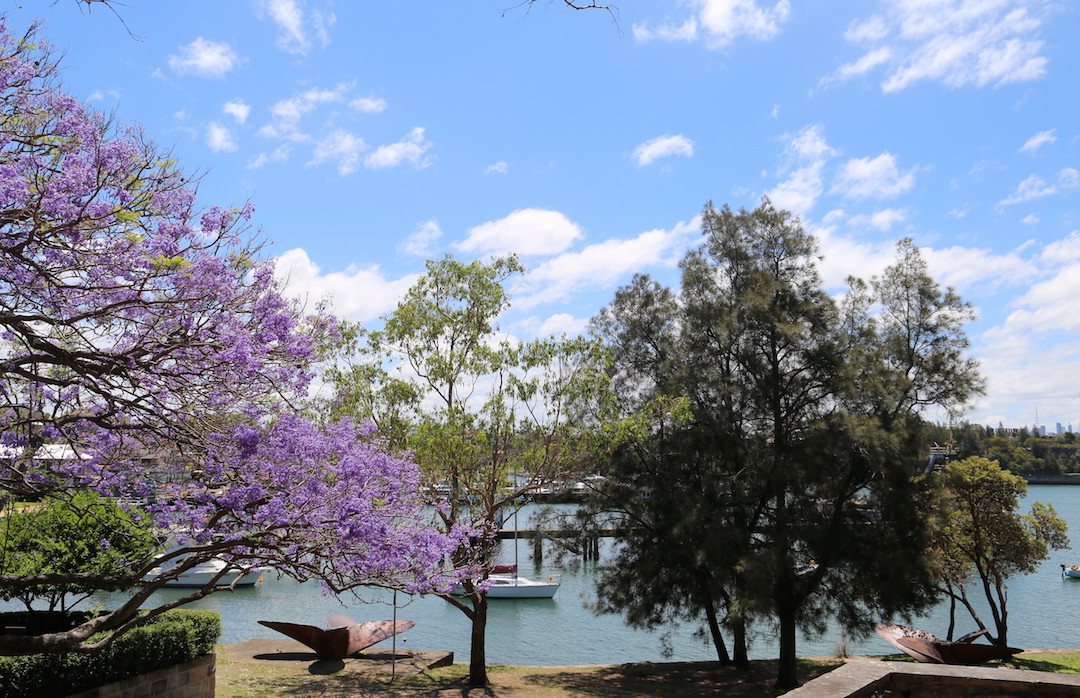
left=518, top=659, right=842, bottom=698
left=217, top=656, right=845, bottom=697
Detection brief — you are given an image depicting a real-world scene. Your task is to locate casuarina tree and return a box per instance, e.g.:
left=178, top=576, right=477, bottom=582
left=585, top=200, right=983, bottom=689
left=0, top=22, right=457, bottom=655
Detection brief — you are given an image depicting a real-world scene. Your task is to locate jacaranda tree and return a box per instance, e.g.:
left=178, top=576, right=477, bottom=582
left=0, top=22, right=457, bottom=655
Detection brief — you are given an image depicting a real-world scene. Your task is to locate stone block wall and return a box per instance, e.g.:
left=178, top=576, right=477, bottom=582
left=65, top=653, right=215, bottom=698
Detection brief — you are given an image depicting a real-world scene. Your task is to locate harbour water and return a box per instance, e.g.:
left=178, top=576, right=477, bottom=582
left=73, top=485, right=1080, bottom=664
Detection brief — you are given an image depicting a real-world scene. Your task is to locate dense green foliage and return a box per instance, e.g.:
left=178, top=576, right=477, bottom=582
left=0, top=609, right=220, bottom=697
left=0, top=491, right=158, bottom=612
left=928, top=456, right=1069, bottom=646
left=575, top=200, right=984, bottom=689
left=923, top=422, right=1080, bottom=475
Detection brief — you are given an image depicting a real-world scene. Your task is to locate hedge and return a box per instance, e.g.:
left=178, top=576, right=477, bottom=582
left=0, top=609, right=221, bottom=697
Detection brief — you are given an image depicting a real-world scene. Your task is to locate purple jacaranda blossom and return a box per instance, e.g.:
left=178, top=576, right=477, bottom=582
left=0, top=21, right=460, bottom=657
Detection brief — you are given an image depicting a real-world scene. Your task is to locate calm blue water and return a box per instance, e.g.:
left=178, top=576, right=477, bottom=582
left=36, top=485, right=1080, bottom=664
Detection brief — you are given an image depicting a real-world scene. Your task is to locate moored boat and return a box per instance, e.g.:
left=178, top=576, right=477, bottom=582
left=1061, top=564, right=1080, bottom=578
left=146, top=557, right=261, bottom=588
left=451, top=573, right=560, bottom=599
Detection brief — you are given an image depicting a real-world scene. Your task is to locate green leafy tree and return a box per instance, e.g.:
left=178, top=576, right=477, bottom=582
left=323, top=254, right=652, bottom=687
left=0, top=491, right=158, bottom=612
left=929, top=456, right=1069, bottom=646
left=982, top=436, right=1045, bottom=475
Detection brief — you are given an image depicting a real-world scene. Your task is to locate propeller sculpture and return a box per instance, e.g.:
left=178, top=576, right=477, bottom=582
left=259, top=614, right=415, bottom=660
left=875, top=624, right=1021, bottom=665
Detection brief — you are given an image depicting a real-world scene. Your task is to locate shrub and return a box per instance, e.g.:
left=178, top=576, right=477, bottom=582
left=0, top=609, right=220, bottom=697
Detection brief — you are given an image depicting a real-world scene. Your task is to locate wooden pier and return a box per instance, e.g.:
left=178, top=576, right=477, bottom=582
left=495, top=527, right=627, bottom=540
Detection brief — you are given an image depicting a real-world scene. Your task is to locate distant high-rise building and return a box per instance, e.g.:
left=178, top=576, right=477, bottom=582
left=1057, top=422, right=1064, bottom=435
left=1040, top=425, right=1047, bottom=436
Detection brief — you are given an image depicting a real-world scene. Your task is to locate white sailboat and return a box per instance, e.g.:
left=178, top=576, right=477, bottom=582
left=453, top=506, right=560, bottom=599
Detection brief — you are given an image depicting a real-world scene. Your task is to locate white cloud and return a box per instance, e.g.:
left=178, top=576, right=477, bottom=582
left=632, top=19, right=698, bottom=43
left=1021, top=214, right=1039, bottom=225
left=632, top=134, right=694, bottom=167
left=1040, top=231, right=1080, bottom=264
left=264, top=85, right=348, bottom=139
left=519, top=218, right=699, bottom=308
left=635, top=0, right=791, bottom=48
left=88, top=88, right=120, bottom=102
left=786, top=124, right=836, bottom=161
left=458, top=209, right=583, bottom=257
left=400, top=220, right=442, bottom=257
left=966, top=234, right=1080, bottom=424
left=257, top=85, right=405, bottom=174
left=309, top=130, right=367, bottom=175
left=1020, top=129, right=1055, bottom=154
left=767, top=163, right=826, bottom=217
left=264, top=0, right=305, bottom=52
left=537, top=313, right=589, bottom=337
left=766, top=124, right=837, bottom=216
left=831, top=152, right=915, bottom=200
left=1005, top=264, right=1080, bottom=334
left=350, top=96, right=387, bottom=114
left=1060, top=168, right=1080, bottom=190
left=827, top=47, right=893, bottom=83
left=167, top=38, right=239, bottom=78
left=223, top=99, right=250, bottom=124
left=248, top=144, right=292, bottom=169
left=260, top=0, right=335, bottom=54
left=811, top=222, right=894, bottom=288
left=274, top=248, right=417, bottom=323
left=999, top=173, right=1054, bottom=205
left=484, top=161, right=509, bottom=175
left=832, top=2, right=1049, bottom=92
left=457, top=211, right=587, bottom=261
left=364, top=127, right=433, bottom=170
left=848, top=208, right=907, bottom=231
left=925, top=244, right=1036, bottom=294
left=845, top=15, right=889, bottom=43
left=206, top=122, right=237, bottom=153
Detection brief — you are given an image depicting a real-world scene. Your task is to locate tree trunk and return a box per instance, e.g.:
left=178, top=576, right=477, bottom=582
left=732, top=613, right=749, bottom=669
left=775, top=600, right=799, bottom=690
left=468, top=594, right=489, bottom=686
left=703, top=597, right=730, bottom=664
left=945, top=582, right=957, bottom=641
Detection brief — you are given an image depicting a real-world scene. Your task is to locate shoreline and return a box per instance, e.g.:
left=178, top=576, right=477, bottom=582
left=1025, top=474, right=1080, bottom=485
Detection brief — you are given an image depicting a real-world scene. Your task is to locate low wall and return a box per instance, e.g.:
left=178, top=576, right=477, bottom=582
left=787, top=659, right=1080, bottom=697
left=65, top=653, right=214, bottom=698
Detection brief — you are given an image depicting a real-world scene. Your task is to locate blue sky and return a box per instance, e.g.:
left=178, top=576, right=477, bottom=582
left=14, top=0, right=1080, bottom=429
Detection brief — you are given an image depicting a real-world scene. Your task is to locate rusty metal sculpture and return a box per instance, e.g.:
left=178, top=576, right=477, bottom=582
left=259, top=614, right=415, bottom=660
left=875, top=623, right=1022, bottom=665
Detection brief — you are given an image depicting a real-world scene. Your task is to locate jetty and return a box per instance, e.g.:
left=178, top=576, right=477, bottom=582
left=496, top=526, right=628, bottom=540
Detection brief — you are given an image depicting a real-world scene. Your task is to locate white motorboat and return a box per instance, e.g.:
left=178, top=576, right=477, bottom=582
left=147, top=557, right=261, bottom=588
left=145, top=539, right=261, bottom=588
